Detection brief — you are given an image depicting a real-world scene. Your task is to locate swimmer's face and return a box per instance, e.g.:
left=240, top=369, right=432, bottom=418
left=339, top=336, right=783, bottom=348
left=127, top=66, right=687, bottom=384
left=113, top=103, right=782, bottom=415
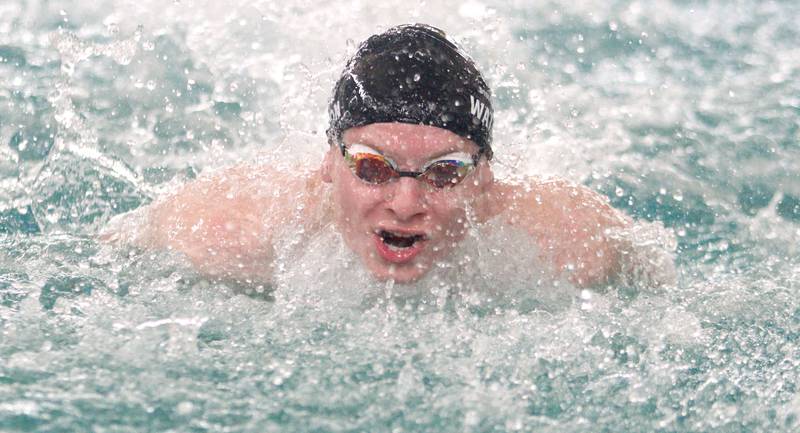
left=322, top=122, right=493, bottom=283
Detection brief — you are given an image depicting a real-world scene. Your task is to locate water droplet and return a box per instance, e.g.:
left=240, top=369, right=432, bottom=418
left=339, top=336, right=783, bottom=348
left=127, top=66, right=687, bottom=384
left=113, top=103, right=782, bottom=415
left=175, top=401, right=193, bottom=415
left=61, top=61, right=75, bottom=76
left=464, top=410, right=480, bottom=427
left=413, top=73, right=421, bottom=82
left=106, top=22, right=119, bottom=35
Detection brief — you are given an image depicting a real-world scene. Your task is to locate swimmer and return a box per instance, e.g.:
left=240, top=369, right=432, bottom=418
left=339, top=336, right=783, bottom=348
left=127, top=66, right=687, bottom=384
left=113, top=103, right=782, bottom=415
left=104, top=24, right=671, bottom=288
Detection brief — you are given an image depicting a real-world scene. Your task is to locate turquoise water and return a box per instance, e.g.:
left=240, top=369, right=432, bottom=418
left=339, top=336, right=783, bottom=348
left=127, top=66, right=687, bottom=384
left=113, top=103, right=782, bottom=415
left=1, top=0, right=799, bottom=432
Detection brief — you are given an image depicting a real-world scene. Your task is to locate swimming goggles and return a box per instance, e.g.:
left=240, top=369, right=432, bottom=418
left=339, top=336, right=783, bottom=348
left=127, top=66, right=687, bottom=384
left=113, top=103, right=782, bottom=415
left=342, top=143, right=481, bottom=189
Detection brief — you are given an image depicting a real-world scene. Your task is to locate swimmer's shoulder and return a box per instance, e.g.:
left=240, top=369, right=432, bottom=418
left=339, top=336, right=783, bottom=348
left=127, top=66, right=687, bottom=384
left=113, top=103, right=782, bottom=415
left=480, top=176, right=630, bottom=287
left=103, top=161, right=331, bottom=284
left=482, top=176, right=628, bottom=226
left=153, top=161, right=331, bottom=236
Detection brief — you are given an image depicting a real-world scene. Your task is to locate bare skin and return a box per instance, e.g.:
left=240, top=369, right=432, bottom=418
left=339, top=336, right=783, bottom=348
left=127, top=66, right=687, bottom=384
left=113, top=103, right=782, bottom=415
left=112, top=164, right=330, bottom=284
left=106, top=123, right=631, bottom=287
left=481, top=179, right=630, bottom=287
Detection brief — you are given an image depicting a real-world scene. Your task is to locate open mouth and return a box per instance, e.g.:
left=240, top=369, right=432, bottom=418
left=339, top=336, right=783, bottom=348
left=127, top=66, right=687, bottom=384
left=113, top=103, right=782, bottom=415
left=378, top=230, right=426, bottom=249
left=374, top=230, right=428, bottom=264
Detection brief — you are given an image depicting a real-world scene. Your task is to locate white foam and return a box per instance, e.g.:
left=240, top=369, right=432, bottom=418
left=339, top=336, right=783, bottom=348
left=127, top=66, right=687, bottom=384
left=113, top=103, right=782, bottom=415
left=271, top=216, right=577, bottom=318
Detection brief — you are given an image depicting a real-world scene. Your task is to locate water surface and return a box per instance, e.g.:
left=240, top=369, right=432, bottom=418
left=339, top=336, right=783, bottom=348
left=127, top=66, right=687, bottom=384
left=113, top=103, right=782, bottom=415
left=1, top=1, right=798, bottom=432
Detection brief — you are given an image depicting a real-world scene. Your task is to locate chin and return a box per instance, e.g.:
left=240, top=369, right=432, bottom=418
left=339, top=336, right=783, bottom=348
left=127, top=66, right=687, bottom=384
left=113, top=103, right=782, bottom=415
left=366, top=260, right=431, bottom=284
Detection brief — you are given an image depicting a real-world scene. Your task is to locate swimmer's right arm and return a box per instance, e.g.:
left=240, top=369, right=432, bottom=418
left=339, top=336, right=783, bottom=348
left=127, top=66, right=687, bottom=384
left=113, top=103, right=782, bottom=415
left=101, top=164, right=329, bottom=284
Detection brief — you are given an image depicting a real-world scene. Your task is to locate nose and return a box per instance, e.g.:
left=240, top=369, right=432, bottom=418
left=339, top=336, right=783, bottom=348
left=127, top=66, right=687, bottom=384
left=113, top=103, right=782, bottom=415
left=385, top=177, right=428, bottom=221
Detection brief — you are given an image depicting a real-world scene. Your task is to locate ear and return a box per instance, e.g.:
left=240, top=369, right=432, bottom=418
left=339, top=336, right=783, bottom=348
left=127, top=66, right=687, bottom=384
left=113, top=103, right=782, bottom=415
left=321, top=146, right=335, bottom=183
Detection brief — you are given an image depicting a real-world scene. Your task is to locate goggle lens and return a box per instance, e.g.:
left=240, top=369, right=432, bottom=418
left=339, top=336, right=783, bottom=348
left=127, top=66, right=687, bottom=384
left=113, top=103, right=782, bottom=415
left=344, top=146, right=476, bottom=188
left=353, top=153, right=397, bottom=184
left=419, top=160, right=470, bottom=188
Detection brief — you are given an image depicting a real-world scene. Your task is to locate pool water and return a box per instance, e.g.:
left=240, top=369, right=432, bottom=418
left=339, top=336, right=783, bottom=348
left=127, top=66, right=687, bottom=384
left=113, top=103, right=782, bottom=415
left=1, top=0, right=799, bottom=432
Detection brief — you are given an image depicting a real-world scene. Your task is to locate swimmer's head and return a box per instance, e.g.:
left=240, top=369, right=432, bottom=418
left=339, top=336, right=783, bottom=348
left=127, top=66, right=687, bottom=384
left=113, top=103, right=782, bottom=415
left=323, top=25, right=495, bottom=283
left=327, top=24, right=494, bottom=160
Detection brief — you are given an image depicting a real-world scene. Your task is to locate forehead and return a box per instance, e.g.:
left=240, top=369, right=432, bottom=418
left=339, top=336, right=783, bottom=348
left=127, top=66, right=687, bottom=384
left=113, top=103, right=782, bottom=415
left=341, top=122, right=480, bottom=158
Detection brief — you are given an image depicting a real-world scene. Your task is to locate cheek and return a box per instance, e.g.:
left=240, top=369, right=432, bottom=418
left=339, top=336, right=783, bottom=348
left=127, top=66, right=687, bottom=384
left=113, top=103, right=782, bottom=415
left=332, top=170, right=382, bottom=224
left=428, top=195, right=471, bottom=233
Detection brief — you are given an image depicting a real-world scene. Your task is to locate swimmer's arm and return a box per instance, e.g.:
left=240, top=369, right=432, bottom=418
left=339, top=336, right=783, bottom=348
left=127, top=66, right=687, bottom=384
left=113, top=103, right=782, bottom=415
left=101, top=165, right=328, bottom=284
left=484, top=178, right=634, bottom=287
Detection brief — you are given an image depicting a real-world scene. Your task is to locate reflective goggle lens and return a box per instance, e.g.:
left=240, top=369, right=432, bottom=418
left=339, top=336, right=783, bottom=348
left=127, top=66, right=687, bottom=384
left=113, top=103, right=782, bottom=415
left=418, top=160, right=472, bottom=188
left=352, top=153, right=396, bottom=184
left=344, top=146, right=476, bottom=188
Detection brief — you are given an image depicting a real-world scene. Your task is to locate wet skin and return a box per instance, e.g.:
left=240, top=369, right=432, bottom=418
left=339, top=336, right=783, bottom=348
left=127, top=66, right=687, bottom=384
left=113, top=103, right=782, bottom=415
left=108, top=121, right=632, bottom=287
left=321, top=122, right=494, bottom=283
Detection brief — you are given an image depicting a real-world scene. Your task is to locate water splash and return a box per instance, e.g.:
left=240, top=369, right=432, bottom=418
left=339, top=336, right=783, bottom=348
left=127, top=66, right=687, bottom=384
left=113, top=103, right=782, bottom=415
left=2, top=1, right=799, bottom=431
left=30, top=26, right=147, bottom=233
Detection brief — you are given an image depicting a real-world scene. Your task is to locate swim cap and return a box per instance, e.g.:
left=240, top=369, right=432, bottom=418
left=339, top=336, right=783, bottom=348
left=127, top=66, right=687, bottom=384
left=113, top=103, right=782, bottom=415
left=327, top=24, right=494, bottom=160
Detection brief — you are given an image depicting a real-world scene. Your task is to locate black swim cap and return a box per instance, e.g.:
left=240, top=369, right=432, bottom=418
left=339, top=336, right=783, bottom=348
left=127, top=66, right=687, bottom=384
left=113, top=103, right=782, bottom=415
left=327, top=24, right=494, bottom=160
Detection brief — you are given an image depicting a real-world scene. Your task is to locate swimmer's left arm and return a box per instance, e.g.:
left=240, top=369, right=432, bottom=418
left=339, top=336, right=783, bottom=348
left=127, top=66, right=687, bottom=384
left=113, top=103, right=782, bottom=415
left=484, top=178, right=661, bottom=288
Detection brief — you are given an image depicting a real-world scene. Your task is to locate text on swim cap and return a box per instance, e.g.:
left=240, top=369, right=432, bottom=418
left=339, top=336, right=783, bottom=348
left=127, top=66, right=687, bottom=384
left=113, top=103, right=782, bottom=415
left=470, top=95, right=494, bottom=131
